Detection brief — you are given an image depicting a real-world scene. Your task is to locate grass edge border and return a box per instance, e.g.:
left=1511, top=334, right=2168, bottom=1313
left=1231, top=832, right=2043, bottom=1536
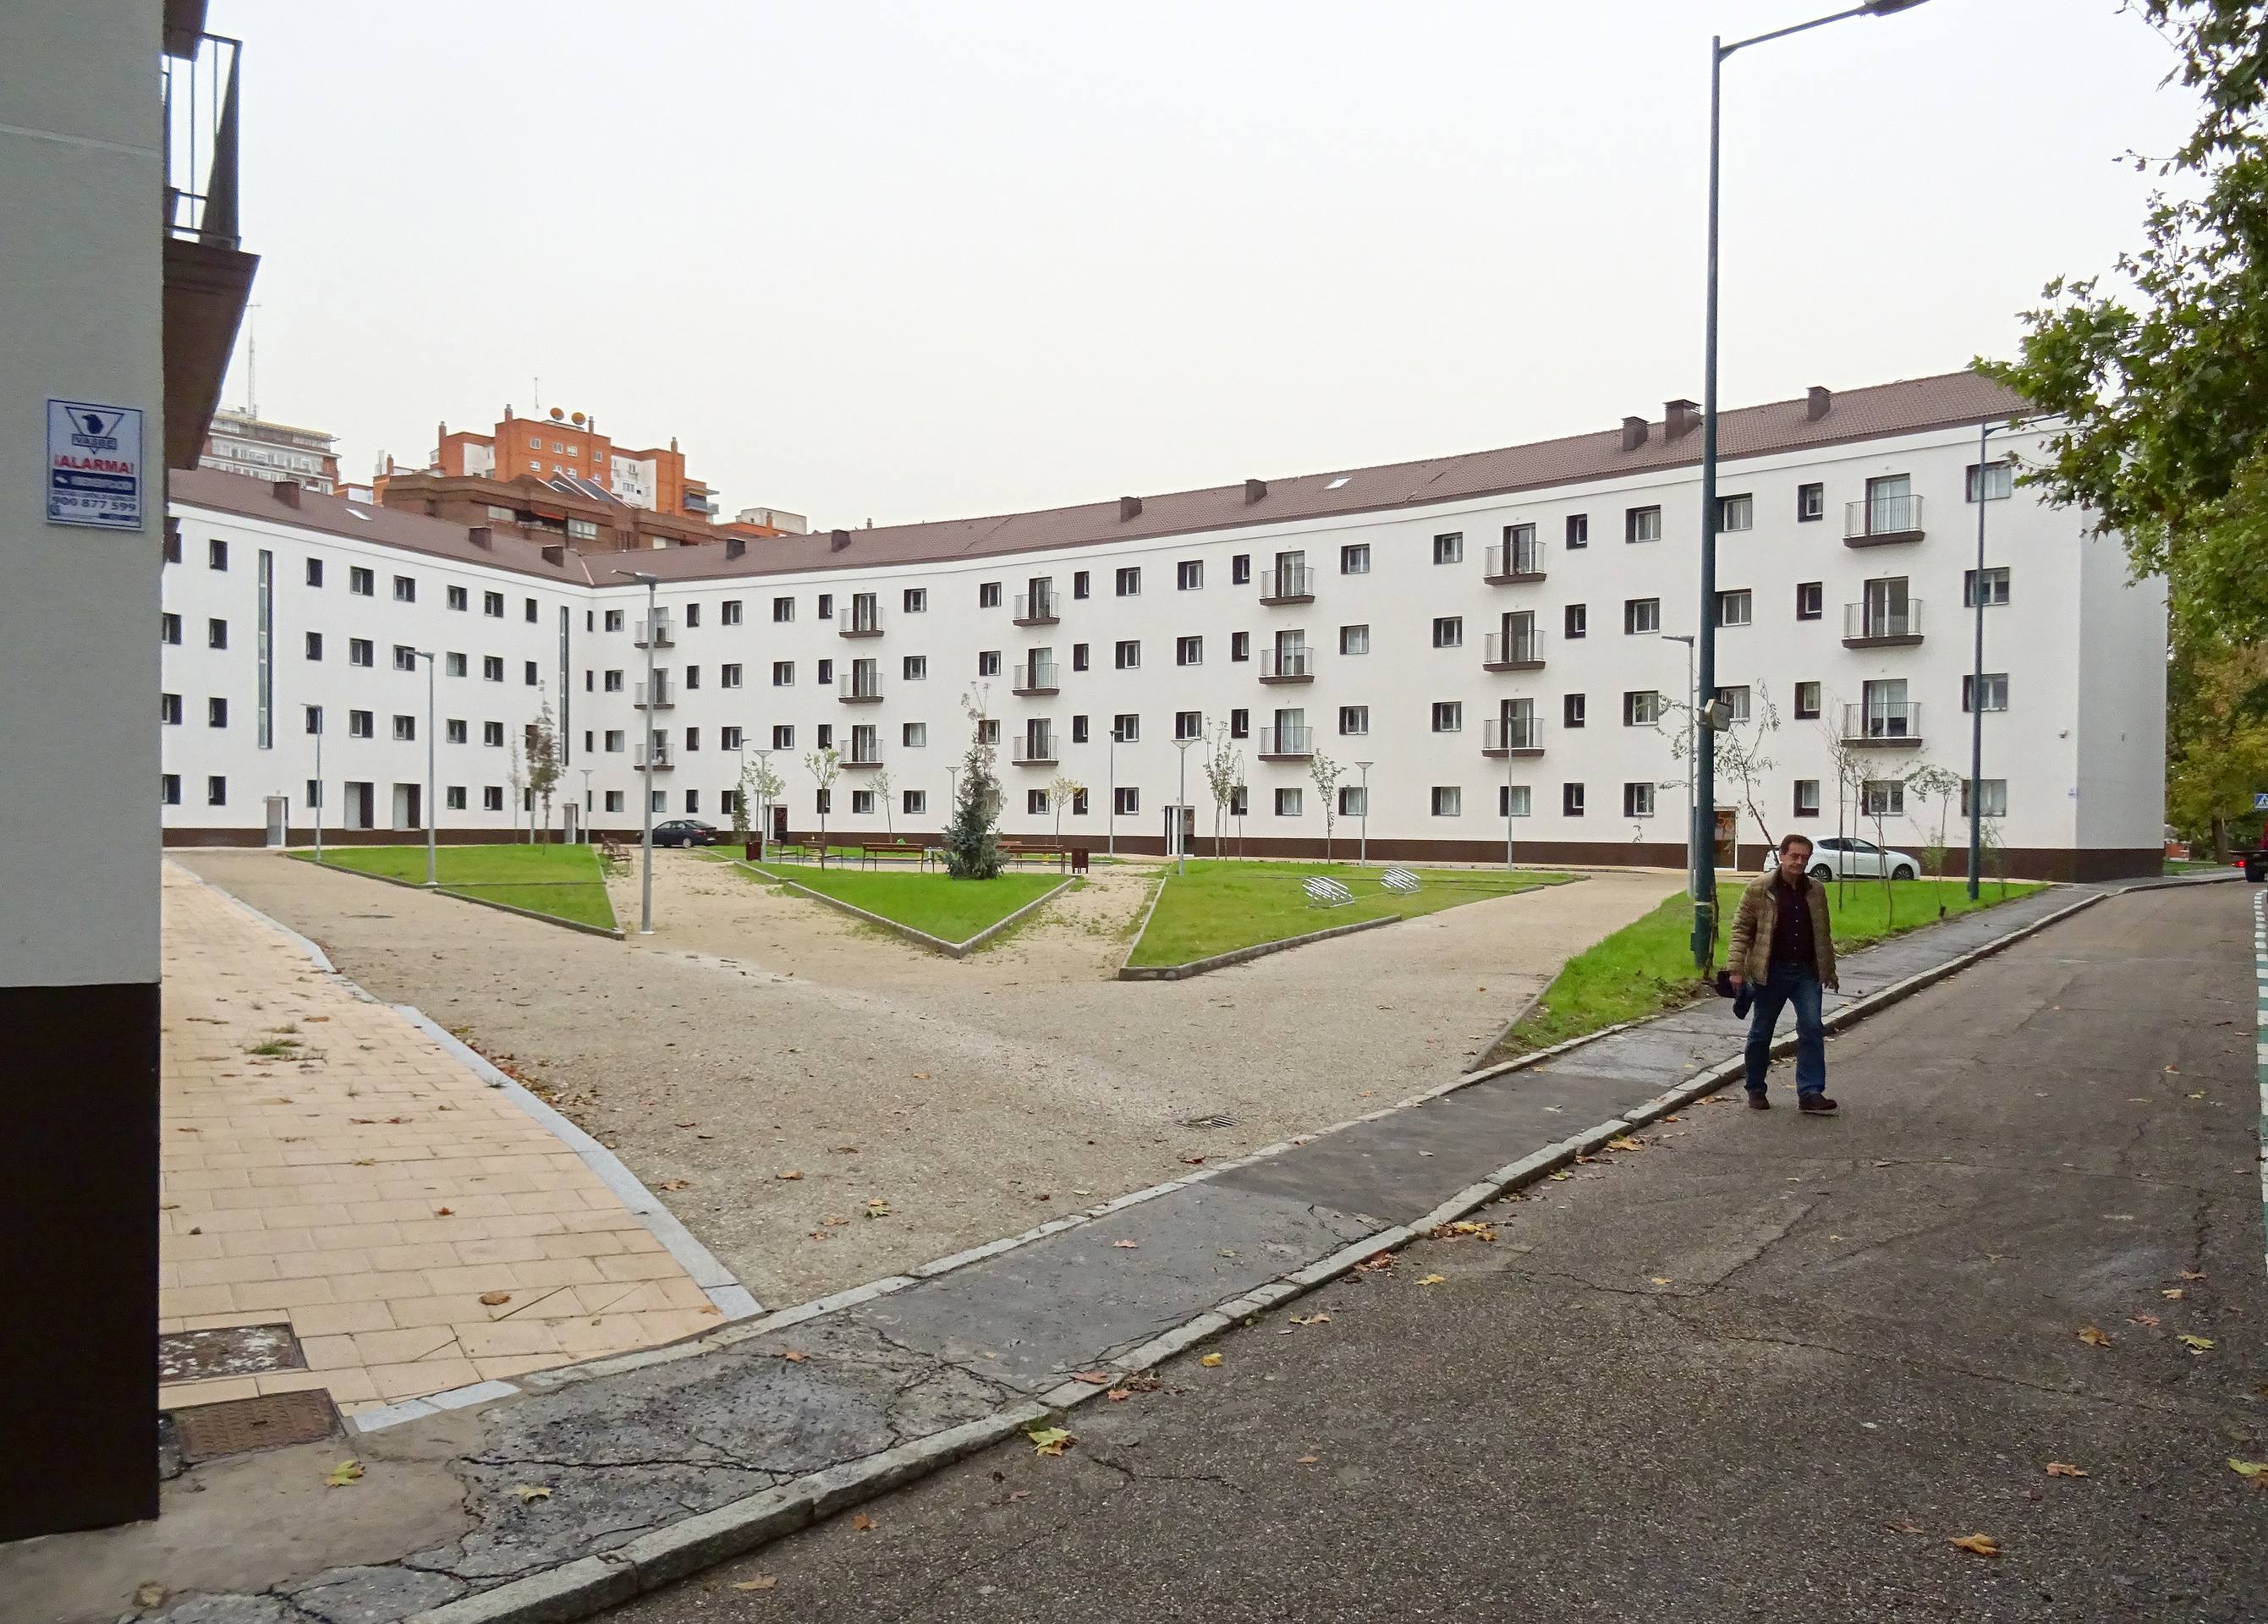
left=283, top=850, right=624, bottom=940
left=731, top=860, right=1074, bottom=957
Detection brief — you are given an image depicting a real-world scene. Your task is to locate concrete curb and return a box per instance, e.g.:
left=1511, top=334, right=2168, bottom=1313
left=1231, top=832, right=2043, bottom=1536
left=284, top=852, right=627, bottom=940
left=1115, top=871, right=1170, bottom=975
left=731, top=861, right=1074, bottom=958
left=1118, top=913, right=1402, bottom=980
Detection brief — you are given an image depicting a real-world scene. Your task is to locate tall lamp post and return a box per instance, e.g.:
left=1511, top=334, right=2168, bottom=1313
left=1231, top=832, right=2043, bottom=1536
left=755, top=746, right=774, bottom=853
left=1664, top=634, right=1697, bottom=893
left=1692, top=0, right=1933, bottom=970
left=1356, top=760, right=1374, bottom=865
left=1107, top=722, right=1121, bottom=858
left=579, top=767, right=593, bottom=843
left=415, top=651, right=438, bottom=886
left=1967, top=418, right=2024, bottom=897
left=1172, top=731, right=1201, bottom=876
left=312, top=716, right=324, bottom=863
left=613, top=569, right=659, bottom=935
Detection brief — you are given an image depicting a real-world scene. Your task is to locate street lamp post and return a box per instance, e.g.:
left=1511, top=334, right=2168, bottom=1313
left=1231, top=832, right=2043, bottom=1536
left=312, top=719, right=324, bottom=863
left=1107, top=724, right=1119, bottom=858
left=1664, top=634, right=1697, bottom=895
left=579, top=767, right=593, bottom=843
left=1356, top=760, right=1374, bottom=865
left=755, top=746, right=773, bottom=854
left=1172, top=732, right=1201, bottom=876
left=415, top=651, right=437, bottom=886
left=614, top=570, right=659, bottom=935
left=1693, top=0, right=1933, bottom=970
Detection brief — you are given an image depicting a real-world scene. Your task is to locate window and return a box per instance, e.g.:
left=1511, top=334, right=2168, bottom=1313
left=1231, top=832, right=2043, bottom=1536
left=606, top=791, right=624, bottom=814
left=892, top=656, right=921, bottom=681
left=1432, top=701, right=1463, bottom=733
left=1231, top=555, right=1251, bottom=585
left=1341, top=786, right=1367, bottom=818
left=1962, top=672, right=2009, bottom=712
left=208, top=618, right=229, bottom=650
left=160, top=693, right=182, bottom=726
left=1094, top=781, right=1135, bottom=818
left=1072, top=571, right=1090, bottom=601
left=393, top=645, right=416, bottom=672
left=722, top=663, right=743, bottom=689
left=904, top=587, right=928, bottom=613
left=1500, top=784, right=1532, bottom=818
left=393, top=574, right=416, bottom=603
left=1231, top=632, right=1249, bottom=662
left=1716, top=494, right=1753, bottom=533
left=1717, top=685, right=1751, bottom=723
left=1174, top=710, right=1202, bottom=741
left=306, top=704, right=327, bottom=736
left=1793, top=779, right=1821, bottom=818
left=1341, top=544, right=1370, bottom=575
left=206, top=696, right=228, bottom=728
left=1116, top=566, right=1141, bottom=597
left=1793, top=682, right=1822, bottom=720
left=772, top=725, right=794, bottom=749
left=979, top=650, right=1003, bottom=677
left=1962, top=778, right=2009, bottom=817
left=1563, top=693, right=1587, bottom=729
left=1963, top=568, right=2011, bottom=607
left=1623, top=690, right=1661, bottom=726
left=1228, top=708, right=1248, bottom=739
left=393, top=715, right=415, bottom=742
left=1626, top=506, right=1662, bottom=543
left=1862, top=780, right=1906, bottom=817
left=483, top=590, right=503, bottom=617
left=349, top=710, right=374, bottom=739
left=483, top=656, right=504, bottom=682
left=206, top=537, right=228, bottom=571
left=980, top=581, right=1002, bottom=607
left=722, top=599, right=743, bottom=626
left=1565, top=603, right=1588, bottom=639
left=684, top=727, right=701, bottom=753
left=1177, top=561, right=1203, bottom=591
left=305, top=631, right=323, bottom=661
left=444, top=786, right=467, bottom=811
left=1562, top=783, right=1585, bottom=817
left=850, top=788, right=876, bottom=816
left=206, top=776, right=227, bottom=807
left=1228, top=786, right=1249, bottom=817
left=1023, top=787, right=1049, bottom=817
left=1339, top=705, right=1370, bottom=736
left=1966, top=461, right=2013, bottom=502
left=1113, top=714, right=1139, bottom=743
left=1432, top=617, right=1463, bottom=649
left=815, top=660, right=832, bottom=686
left=485, top=721, right=506, bottom=747
left=1432, top=532, right=1463, bottom=565
left=1797, top=482, right=1825, bottom=523
left=721, top=726, right=744, bottom=752
left=1623, top=782, right=1655, bottom=818
left=1565, top=513, right=1589, bottom=550
left=1072, top=715, right=1090, bottom=743
left=1115, top=639, right=1140, bottom=671
left=1275, top=787, right=1304, bottom=817
left=773, top=661, right=794, bottom=686
left=1339, top=624, right=1370, bottom=656
left=349, top=638, right=372, bottom=667
left=350, top=567, right=374, bottom=595
left=1796, top=581, right=1823, bottom=621
left=902, top=721, right=927, bottom=748
left=446, top=584, right=468, bottom=612
left=305, top=557, right=324, bottom=587
left=1623, top=598, right=1661, bottom=634
left=605, top=608, right=624, bottom=633
left=160, top=774, right=179, bottom=807
left=1177, top=635, right=1203, bottom=667
left=163, top=528, right=182, bottom=563
left=904, top=789, right=927, bottom=815
left=162, top=612, right=181, bottom=645
left=484, top=786, right=505, bottom=812
left=1716, top=590, right=1752, bottom=628
left=447, top=719, right=467, bottom=743
left=965, top=722, right=987, bottom=750
left=817, top=594, right=832, bottom=619
left=1073, top=643, right=1090, bottom=672
left=773, top=595, right=795, bottom=623
left=605, top=728, right=624, bottom=753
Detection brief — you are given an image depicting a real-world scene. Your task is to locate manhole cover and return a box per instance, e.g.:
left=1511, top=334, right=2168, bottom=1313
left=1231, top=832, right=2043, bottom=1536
left=169, top=1390, right=339, bottom=1462
left=158, top=1322, right=304, bottom=1382
left=1178, top=1112, right=1236, bottom=1129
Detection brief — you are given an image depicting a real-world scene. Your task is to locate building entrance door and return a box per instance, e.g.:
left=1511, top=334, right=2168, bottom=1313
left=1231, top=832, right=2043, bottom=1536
left=263, top=796, right=288, bottom=848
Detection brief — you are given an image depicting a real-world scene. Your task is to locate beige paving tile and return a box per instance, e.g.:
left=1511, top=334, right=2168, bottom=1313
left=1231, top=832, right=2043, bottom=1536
left=158, top=1376, right=260, bottom=1408
left=288, top=1299, right=396, bottom=1337
left=366, top=1358, right=481, bottom=1401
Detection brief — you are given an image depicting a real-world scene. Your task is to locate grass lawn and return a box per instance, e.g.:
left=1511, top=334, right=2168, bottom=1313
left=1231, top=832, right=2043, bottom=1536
left=2165, top=856, right=2232, bottom=875
left=1125, top=859, right=1573, bottom=968
left=745, top=862, right=1065, bottom=943
left=1501, top=874, right=2045, bottom=1057
left=296, top=842, right=619, bottom=931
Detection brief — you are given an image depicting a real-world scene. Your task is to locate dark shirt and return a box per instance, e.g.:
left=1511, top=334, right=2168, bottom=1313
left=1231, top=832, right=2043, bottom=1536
left=1769, top=870, right=1815, bottom=970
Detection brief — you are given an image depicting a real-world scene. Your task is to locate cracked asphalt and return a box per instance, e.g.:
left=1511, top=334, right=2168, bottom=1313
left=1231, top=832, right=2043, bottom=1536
left=618, top=882, right=2268, bottom=1623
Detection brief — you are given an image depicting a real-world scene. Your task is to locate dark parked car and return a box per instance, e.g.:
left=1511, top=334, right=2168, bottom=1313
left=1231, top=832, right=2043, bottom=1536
left=2245, top=849, right=2268, bottom=883
left=651, top=819, right=720, bottom=848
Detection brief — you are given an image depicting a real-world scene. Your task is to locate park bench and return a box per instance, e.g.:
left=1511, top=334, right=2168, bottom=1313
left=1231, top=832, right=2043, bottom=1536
left=859, top=842, right=928, bottom=870
left=1381, top=867, right=1420, bottom=894
left=1302, top=875, right=1356, bottom=908
left=998, top=839, right=1070, bottom=870
left=597, top=836, right=629, bottom=871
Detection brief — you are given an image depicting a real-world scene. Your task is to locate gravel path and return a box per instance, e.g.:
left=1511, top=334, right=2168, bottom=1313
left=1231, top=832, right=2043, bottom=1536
left=176, top=849, right=1680, bottom=1308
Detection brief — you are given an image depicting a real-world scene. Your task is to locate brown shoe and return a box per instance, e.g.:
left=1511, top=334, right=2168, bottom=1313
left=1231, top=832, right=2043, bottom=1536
left=1745, top=1092, right=1771, bottom=1110
left=1798, top=1095, right=1839, bottom=1114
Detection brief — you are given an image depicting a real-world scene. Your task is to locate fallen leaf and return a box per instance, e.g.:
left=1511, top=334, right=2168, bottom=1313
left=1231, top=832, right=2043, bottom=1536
left=1416, top=1273, right=1447, bottom=1287
left=1886, top=1521, right=1926, bottom=1534
left=135, top=1583, right=166, bottom=1609
left=1026, top=1425, right=1074, bottom=1457
left=1650, top=1276, right=1673, bottom=1286
left=1113, top=1239, right=1139, bottom=1249
left=850, top=1512, right=877, bottom=1532
left=730, top=1577, right=779, bottom=1592
left=658, top=1178, right=691, bottom=1191
left=350, top=1157, right=375, bottom=1167
left=512, top=1484, right=552, bottom=1502
left=2177, top=1334, right=2216, bottom=1353
left=2228, top=1458, right=2268, bottom=1478
left=1547, top=1171, right=1572, bottom=1182
left=2045, top=1462, right=2089, bottom=1479
left=2129, top=1313, right=2161, bottom=1327
left=1107, top=1389, right=1133, bottom=1402
left=434, top=1207, right=454, bottom=1217
left=324, top=1460, right=364, bottom=1488
left=1948, top=1533, right=2002, bottom=1557
left=911, top=1072, right=930, bottom=1080
left=863, top=1200, right=892, bottom=1219
left=1290, top=1313, right=1332, bottom=1326
left=479, top=1291, right=513, bottom=1307
left=1606, top=1136, right=1645, bottom=1151
left=2181, top=1270, right=2206, bottom=1281
left=777, top=1171, right=804, bottom=1181
left=1200, top=1352, right=1224, bottom=1368
left=2164, top=1287, right=2185, bottom=1299
left=1070, top=1370, right=1113, bottom=1385
left=1296, top=1454, right=1321, bottom=1464
left=1179, top=1155, right=1208, bottom=1166
left=780, top=1350, right=808, bottom=1363
left=1431, top=1221, right=1496, bottom=1243
left=2078, top=1326, right=2113, bottom=1347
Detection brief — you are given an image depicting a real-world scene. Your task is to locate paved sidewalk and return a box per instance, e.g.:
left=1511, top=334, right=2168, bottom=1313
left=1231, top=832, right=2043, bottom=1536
left=159, top=865, right=726, bottom=1414
left=7, top=876, right=2150, bottom=1624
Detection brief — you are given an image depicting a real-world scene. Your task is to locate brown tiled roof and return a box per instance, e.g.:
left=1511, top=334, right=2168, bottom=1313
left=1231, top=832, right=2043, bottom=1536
left=172, top=369, right=2026, bottom=587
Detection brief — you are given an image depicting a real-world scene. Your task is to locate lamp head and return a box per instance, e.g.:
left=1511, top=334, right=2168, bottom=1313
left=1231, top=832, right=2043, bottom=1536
left=1862, top=0, right=1930, bottom=13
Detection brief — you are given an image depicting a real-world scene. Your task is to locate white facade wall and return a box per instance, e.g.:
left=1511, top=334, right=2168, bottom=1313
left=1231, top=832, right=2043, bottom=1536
left=163, top=418, right=2166, bottom=873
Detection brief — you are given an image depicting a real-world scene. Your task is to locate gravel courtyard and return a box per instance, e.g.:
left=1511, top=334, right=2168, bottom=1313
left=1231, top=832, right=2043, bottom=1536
left=175, top=850, right=1680, bottom=1309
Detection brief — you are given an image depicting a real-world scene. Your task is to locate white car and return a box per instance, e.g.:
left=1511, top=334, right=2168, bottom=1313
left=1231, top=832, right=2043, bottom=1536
left=1769, top=836, right=1921, bottom=882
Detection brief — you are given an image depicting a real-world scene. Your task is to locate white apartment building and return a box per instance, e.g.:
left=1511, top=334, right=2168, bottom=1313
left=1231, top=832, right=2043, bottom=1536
left=160, top=370, right=2166, bottom=880
left=199, top=407, right=340, bottom=492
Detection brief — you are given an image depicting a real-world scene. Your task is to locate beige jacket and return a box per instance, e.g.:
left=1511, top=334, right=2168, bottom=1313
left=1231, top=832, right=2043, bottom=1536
left=1727, top=870, right=1838, bottom=988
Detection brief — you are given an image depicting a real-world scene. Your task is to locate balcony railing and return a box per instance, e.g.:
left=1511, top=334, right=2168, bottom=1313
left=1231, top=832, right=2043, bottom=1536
left=1013, top=659, right=1059, bottom=695
left=1013, top=589, right=1058, bottom=625
left=1482, top=716, right=1545, bottom=755
left=1012, top=732, right=1059, bottom=765
left=1842, top=702, right=1923, bottom=747
left=635, top=742, right=673, bottom=771
left=1484, top=628, right=1546, bottom=669
left=843, top=741, right=885, bottom=768
left=634, top=678, right=673, bottom=709
left=1258, top=565, right=1315, bottom=605
left=1260, top=647, right=1313, bottom=683
left=1845, top=494, right=1925, bottom=545
left=1842, top=599, right=1924, bottom=645
left=837, top=669, right=883, bottom=703
left=840, top=602, right=883, bottom=637
left=163, top=32, right=243, bottom=250
left=1257, top=725, right=1313, bottom=760
left=634, top=615, right=674, bottom=648
left=1485, top=540, right=1546, bottom=583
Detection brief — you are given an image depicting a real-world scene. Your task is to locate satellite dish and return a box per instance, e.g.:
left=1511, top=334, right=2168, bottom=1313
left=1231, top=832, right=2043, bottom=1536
left=549, top=406, right=564, bottom=420
left=570, top=411, right=585, bottom=425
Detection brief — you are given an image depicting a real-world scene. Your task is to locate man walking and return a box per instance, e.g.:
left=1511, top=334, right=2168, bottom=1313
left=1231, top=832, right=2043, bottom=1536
left=1727, top=832, right=1840, bottom=1112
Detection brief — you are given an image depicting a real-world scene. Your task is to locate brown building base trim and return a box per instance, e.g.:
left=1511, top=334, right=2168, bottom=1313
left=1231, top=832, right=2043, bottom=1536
left=0, top=979, right=160, bottom=1540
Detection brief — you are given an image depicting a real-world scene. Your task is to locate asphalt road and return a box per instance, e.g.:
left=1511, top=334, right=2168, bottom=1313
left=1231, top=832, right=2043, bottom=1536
left=612, top=881, right=2268, bottom=1624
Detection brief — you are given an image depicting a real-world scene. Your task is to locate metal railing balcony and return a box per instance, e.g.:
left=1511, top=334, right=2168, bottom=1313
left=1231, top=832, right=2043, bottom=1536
left=634, top=678, right=673, bottom=709
left=1484, top=628, right=1546, bottom=669
left=1483, top=716, right=1545, bottom=754
left=1013, top=659, right=1060, bottom=695
left=635, top=742, right=673, bottom=770
left=1845, top=494, right=1925, bottom=544
left=1256, top=725, right=1313, bottom=759
left=1012, top=732, right=1059, bottom=765
left=837, top=671, right=883, bottom=704
left=163, top=32, right=243, bottom=249
left=843, top=742, right=885, bottom=768
left=1485, top=540, right=1546, bottom=582
left=1842, top=703, right=1923, bottom=746
left=1013, top=589, right=1058, bottom=625
left=634, top=615, right=674, bottom=648
left=840, top=602, right=883, bottom=637
left=1260, top=647, right=1313, bottom=682
left=1842, top=600, right=1924, bottom=645
left=1258, top=564, right=1315, bottom=605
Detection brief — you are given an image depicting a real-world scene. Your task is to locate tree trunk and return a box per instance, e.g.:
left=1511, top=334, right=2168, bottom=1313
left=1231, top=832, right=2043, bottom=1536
left=2214, top=813, right=2230, bottom=862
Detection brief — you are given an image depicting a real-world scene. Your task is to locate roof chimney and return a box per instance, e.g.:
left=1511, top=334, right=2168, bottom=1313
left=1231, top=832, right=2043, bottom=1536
left=1119, top=496, right=1144, bottom=521
left=468, top=525, right=491, bottom=549
left=272, top=480, right=301, bottom=508
left=1621, top=416, right=1649, bottom=452
left=1664, top=399, right=1700, bottom=441
left=1806, top=385, right=1832, bottom=421
left=1244, top=479, right=1267, bottom=504
left=830, top=528, right=851, bottom=551
left=541, top=543, right=565, bottom=566
left=725, top=536, right=746, bottom=561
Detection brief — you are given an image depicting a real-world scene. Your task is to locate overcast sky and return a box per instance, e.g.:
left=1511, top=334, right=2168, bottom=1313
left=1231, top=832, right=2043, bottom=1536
left=206, top=0, right=2196, bottom=529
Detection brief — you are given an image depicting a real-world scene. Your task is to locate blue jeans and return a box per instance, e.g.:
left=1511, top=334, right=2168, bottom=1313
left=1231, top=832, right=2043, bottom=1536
left=1744, top=963, right=1826, bottom=1097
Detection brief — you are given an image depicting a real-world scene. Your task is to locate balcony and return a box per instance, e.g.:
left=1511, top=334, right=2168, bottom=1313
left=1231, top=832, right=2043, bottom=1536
left=842, top=744, right=885, bottom=770
left=839, top=604, right=883, bottom=638
left=1845, top=494, right=1925, bottom=547
left=1842, top=600, right=1924, bottom=647
left=633, top=678, right=673, bottom=709
left=1013, top=589, right=1058, bottom=626
left=1842, top=703, right=1923, bottom=748
left=634, top=615, right=674, bottom=649
left=1484, top=541, right=1546, bottom=584
left=1258, top=564, right=1315, bottom=606
left=1260, top=647, right=1313, bottom=683
left=837, top=672, right=883, bottom=704
left=1013, top=659, right=1059, bottom=696
left=162, top=29, right=259, bottom=470
left=1483, top=628, right=1546, bottom=671
left=635, top=742, right=674, bottom=771
left=1257, top=725, right=1313, bottom=761
left=1481, top=716, right=1546, bottom=757
left=1012, top=732, right=1059, bottom=766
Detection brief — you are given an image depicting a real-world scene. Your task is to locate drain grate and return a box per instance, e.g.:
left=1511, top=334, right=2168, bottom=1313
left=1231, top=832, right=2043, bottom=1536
left=159, top=1322, right=305, bottom=1383
left=169, top=1390, right=339, bottom=1462
left=1178, top=1112, right=1237, bottom=1130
